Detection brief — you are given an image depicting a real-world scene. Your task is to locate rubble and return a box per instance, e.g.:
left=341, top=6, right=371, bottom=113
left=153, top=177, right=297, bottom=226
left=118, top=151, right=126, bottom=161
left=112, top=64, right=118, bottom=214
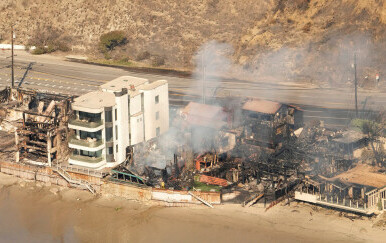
left=0, top=85, right=384, bottom=213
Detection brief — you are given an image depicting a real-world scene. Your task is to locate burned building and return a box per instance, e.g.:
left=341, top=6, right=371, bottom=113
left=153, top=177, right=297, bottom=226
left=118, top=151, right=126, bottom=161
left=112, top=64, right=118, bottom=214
left=241, top=99, right=303, bottom=148
left=179, top=101, right=234, bottom=152
left=297, top=164, right=386, bottom=214
left=331, top=129, right=368, bottom=159
left=9, top=89, right=73, bottom=166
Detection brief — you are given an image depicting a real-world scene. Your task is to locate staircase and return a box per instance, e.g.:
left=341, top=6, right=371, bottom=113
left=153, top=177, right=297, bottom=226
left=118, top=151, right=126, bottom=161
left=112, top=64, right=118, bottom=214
left=53, top=165, right=96, bottom=194
left=188, top=191, right=213, bottom=208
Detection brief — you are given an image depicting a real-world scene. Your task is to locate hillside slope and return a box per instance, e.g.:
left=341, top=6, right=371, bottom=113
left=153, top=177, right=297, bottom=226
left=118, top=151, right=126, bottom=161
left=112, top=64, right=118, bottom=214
left=0, top=0, right=385, bottom=86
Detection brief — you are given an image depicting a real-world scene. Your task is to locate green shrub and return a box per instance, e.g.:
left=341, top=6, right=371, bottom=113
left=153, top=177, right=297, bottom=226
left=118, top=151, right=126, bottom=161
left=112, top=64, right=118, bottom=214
left=46, top=45, right=56, bottom=53
left=351, top=118, right=382, bottom=136
left=31, top=45, right=60, bottom=55
left=99, top=30, right=127, bottom=53
left=32, top=46, right=47, bottom=55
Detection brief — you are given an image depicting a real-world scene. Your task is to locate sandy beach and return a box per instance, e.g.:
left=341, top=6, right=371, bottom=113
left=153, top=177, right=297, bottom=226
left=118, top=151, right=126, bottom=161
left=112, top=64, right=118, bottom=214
left=0, top=172, right=385, bottom=243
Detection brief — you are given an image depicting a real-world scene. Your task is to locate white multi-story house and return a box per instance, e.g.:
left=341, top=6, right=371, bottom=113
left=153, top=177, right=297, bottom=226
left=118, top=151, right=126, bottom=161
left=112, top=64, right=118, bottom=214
left=68, top=76, right=169, bottom=169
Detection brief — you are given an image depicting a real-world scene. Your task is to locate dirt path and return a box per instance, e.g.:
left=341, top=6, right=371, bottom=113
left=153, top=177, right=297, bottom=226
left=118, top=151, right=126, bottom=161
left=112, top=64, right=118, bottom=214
left=0, top=173, right=385, bottom=243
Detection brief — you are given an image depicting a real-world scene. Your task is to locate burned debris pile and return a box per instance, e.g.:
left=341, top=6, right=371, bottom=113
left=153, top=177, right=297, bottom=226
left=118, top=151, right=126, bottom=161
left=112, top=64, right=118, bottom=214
left=115, top=99, right=304, bottom=203
left=0, top=88, right=73, bottom=165
left=115, top=97, right=384, bottom=211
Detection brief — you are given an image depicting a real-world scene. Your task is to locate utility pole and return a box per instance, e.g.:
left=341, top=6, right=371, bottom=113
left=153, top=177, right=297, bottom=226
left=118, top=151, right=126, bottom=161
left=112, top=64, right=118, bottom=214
left=353, top=53, right=358, bottom=117
left=11, top=25, right=15, bottom=88
left=202, top=46, right=206, bottom=104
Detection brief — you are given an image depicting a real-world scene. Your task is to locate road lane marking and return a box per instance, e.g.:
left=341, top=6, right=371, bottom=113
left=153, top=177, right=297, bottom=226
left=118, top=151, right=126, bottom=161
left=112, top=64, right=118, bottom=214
left=31, top=70, right=109, bottom=83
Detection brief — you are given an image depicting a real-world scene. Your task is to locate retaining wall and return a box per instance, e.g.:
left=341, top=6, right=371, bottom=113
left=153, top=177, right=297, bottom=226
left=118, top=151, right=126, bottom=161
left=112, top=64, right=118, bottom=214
left=151, top=188, right=221, bottom=205
left=0, top=161, right=221, bottom=206
left=101, top=181, right=152, bottom=202
left=0, top=161, right=69, bottom=187
left=0, top=161, right=102, bottom=191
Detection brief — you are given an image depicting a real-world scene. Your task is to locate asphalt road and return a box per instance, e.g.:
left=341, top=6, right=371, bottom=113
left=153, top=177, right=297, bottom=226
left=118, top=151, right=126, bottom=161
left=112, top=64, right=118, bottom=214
left=0, top=50, right=384, bottom=128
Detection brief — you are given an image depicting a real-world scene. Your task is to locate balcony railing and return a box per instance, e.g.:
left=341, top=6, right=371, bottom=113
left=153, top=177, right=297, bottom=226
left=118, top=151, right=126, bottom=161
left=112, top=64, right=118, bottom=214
left=70, top=154, right=104, bottom=163
left=69, top=136, right=104, bottom=148
left=69, top=118, right=103, bottom=128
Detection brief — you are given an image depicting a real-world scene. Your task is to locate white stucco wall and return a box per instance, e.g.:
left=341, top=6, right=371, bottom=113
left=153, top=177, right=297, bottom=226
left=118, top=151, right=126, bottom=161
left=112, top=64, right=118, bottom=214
left=130, top=114, right=144, bottom=145
left=130, top=95, right=142, bottom=115
left=142, top=83, right=169, bottom=141
left=114, top=94, right=130, bottom=163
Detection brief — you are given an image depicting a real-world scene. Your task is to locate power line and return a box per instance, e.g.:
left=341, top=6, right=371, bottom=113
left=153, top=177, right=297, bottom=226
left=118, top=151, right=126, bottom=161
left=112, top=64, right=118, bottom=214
left=11, top=25, right=15, bottom=88
left=354, top=53, right=358, bottom=117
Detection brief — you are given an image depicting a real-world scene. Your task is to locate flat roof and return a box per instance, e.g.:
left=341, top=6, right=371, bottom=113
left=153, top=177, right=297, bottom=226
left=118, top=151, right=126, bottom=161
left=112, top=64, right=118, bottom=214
left=100, top=76, right=149, bottom=92
left=73, top=76, right=168, bottom=110
left=72, top=91, right=115, bottom=110
left=333, top=164, right=386, bottom=188
left=242, top=99, right=282, bottom=114
left=140, top=80, right=167, bottom=90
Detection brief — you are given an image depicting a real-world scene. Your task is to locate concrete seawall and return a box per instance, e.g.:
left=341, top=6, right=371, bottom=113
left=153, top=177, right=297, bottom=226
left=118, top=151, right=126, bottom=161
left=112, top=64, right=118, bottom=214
left=0, top=161, right=221, bottom=206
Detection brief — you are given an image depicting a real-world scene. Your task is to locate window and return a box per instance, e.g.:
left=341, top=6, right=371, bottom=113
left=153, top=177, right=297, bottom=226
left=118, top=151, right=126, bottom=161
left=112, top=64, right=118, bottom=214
left=80, top=130, right=101, bottom=140
left=115, top=125, right=118, bottom=140
left=80, top=130, right=87, bottom=140
left=155, top=95, right=159, bottom=104
left=105, top=110, right=112, bottom=122
left=115, top=109, right=117, bottom=121
left=105, top=127, right=113, bottom=141
left=156, top=111, right=159, bottom=120
left=107, top=146, right=113, bottom=155
left=79, top=111, right=101, bottom=122
left=156, top=127, right=160, bottom=136
left=80, top=149, right=102, bottom=157
left=116, top=144, right=118, bottom=153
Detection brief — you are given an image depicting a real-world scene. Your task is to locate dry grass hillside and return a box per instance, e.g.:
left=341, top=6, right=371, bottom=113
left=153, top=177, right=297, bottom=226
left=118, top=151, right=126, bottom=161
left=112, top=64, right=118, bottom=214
left=0, top=0, right=385, bottom=86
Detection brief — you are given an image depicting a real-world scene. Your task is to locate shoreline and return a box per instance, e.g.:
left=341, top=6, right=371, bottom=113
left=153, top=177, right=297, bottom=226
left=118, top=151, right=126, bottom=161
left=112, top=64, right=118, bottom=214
left=1, top=172, right=385, bottom=242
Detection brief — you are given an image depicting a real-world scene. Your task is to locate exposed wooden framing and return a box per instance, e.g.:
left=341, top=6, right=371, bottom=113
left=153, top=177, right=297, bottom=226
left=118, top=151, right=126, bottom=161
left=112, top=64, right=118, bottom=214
left=13, top=90, right=73, bottom=166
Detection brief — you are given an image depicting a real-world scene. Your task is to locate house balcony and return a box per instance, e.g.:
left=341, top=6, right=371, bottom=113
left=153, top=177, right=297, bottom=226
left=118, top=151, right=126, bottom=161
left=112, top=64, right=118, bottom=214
left=68, top=118, right=104, bottom=132
left=68, top=135, right=105, bottom=151
left=69, top=154, right=104, bottom=163
left=69, top=154, right=106, bottom=168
